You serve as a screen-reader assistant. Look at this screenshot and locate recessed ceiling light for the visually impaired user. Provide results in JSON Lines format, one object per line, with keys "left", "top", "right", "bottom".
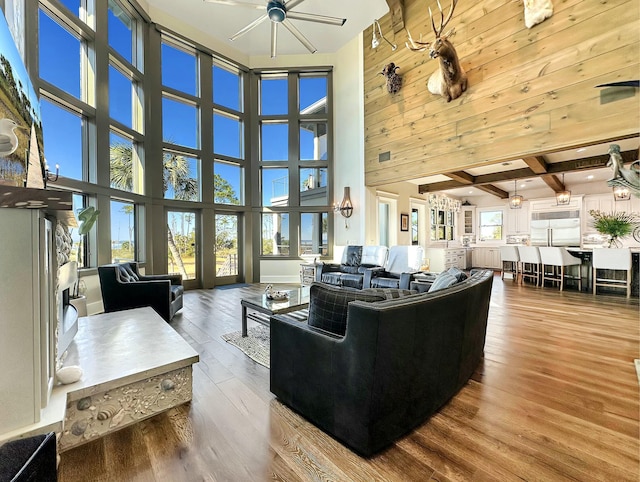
{"left": 469, "top": 190, "right": 473, "bottom": 194}
{"left": 520, "top": 184, "right": 526, "bottom": 188}
{"left": 576, "top": 147, "right": 587, "bottom": 153}
{"left": 587, "top": 174, "right": 594, "bottom": 180}
{"left": 502, "top": 162, "right": 511, "bottom": 166}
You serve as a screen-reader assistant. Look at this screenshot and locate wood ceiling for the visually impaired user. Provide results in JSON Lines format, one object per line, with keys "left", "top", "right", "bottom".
{"left": 417, "top": 148, "right": 639, "bottom": 198}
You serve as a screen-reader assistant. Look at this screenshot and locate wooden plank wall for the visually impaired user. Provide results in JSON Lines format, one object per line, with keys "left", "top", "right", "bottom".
{"left": 364, "top": 0, "right": 640, "bottom": 187}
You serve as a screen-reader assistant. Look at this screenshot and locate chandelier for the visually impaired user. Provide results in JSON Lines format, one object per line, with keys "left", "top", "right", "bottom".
{"left": 427, "top": 194, "right": 461, "bottom": 212}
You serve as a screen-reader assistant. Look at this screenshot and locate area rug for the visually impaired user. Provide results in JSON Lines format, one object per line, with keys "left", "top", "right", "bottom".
{"left": 635, "top": 359, "right": 640, "bottom": 384}
{"left": 221, "top": 325, "right": 270, "bottom": 368}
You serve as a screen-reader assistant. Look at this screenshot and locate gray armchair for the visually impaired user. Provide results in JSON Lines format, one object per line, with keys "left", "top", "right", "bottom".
{"left": 366, "top": 245, "right": 424, "bottom": 289}
{"left": 98, "top": 262, "right": 183, "bottom": 322}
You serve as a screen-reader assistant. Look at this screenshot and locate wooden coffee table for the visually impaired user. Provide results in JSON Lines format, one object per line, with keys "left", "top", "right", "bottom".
{"left": 240, "top": 287, "right": 310, "bottom": 337}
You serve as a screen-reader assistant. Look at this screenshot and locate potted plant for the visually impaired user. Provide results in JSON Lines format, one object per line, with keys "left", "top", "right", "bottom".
{"left": 588, "top": 210, "right": 639, "bottom": 248}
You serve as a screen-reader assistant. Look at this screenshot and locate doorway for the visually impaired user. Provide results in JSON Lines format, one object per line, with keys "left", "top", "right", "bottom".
{"left": 214, "top": 213, "right": 242, "bottom": 285}
{"left": 167, "top": 209, "right": 199, "bottom": 290}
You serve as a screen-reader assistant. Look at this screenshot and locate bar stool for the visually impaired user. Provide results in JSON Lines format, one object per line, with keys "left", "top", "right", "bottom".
{"left": 539, "top": 247, "right": 582, "bottom": 291}
{"left": 500, "top": 246, "right": 520, "bottom": 281}
{"left": 518, "top": 246, "right": 541, "bottom": 286}
{"left": 592, "top": 248, "right": 632, "bottom": 298}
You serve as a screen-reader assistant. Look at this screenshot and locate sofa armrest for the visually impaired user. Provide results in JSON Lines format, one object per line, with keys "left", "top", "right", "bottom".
{"left": 362, "top": 266, "right": 386, "bottom": 288}
{"left": 0, "top": 432, "right": 57, "bottom": 482}
{"left": 138, "top": 273, "right": 182, "bottom": 285}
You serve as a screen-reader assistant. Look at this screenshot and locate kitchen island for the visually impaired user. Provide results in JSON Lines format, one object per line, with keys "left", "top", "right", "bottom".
{"left": 567, "top": 248, "right": 639, "bottom": 296}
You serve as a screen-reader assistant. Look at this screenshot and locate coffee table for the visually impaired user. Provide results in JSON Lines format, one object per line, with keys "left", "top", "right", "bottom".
{"left": 240, "top": 287, "right": 310, "bottom": 337}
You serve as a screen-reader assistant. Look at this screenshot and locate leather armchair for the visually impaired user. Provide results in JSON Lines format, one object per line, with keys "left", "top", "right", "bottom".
{"left": 98, "top": 262, "right": 183, "bottom": 322}
{"left": 0, "top": 432, "right": 56, "bottom": 481}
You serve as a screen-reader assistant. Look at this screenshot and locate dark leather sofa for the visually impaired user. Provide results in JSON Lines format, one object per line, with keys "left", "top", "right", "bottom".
{"left": 98, "top": 262, "right": 183, "bottom": 322}
{"left": 270, "top": 269, "right": 494, "bottom": 456}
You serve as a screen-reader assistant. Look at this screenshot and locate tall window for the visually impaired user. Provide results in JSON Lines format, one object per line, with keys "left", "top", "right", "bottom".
{"left": 213, "top": 61, "right": 245, "bottom": 207}
{"left": 71, "top": 193, "right": 89, "bottom": 267}
{"left": 161, "top": 37, "right": 200, "bottom": 202}
{"left": 257, "top": 71, "right": 332, "bottom": 257}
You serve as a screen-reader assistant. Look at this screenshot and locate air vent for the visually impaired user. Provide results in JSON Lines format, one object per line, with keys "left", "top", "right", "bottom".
{"left": 531, "top": 210, "right": 580, "bottom": 220}
{"left": 378, "top": 151, "right": 391, "bottom": 162}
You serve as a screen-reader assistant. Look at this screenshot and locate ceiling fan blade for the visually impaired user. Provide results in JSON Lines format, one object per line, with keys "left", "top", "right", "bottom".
{"left": 204, "top": 0, "right": 266, "bottom": 9}
{"left": 286, "top": 11, "right": 346, "bottom": 26}
{"left": 284, "top": 0, "right": 306, "bottom": 9}
{"left": 229, "top": 14, "right": 269, "bottom": 41}
{"left": 281, "top": 18, "right": 317, "bottom": 54}
{"left": 271, "top": 21, "right": 278, "bottom": 58}
{"left": 595, "top": 80, "right": 640, "bottom": 88}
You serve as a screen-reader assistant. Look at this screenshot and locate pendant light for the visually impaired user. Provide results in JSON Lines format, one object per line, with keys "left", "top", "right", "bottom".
{"left": 556, "top": 173, "right": 571, "bottom": 205}
{"left": 509, "top": 180, "right": 523, "bottom": 209}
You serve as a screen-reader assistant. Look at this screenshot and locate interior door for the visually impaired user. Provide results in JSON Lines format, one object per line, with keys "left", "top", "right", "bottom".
{"left": 167, "top": 209, "right": 200, "bottom": 290}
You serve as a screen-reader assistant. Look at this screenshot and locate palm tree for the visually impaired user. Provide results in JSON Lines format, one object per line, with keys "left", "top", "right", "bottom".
{"left": 109, "top": 143, "right": 195, "bottom": 278}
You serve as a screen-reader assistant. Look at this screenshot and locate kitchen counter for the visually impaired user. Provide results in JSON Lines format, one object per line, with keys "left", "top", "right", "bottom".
{"left": 567, "top": 249, "right": 639, "bottom": 296}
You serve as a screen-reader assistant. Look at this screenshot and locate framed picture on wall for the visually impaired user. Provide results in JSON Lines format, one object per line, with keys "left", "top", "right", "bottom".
{"left": 400, "top": 213, "right": 409, "bottom": 231}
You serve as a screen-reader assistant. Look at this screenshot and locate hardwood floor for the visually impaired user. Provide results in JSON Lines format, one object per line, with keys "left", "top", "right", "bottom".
{"left": 58, "top": 276, "right": 640, "bottom": 481}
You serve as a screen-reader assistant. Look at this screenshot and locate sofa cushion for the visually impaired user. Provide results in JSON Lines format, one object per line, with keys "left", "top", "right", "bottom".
{"left": 428, "top": 272, "right": 458, "bottom": 292}
{"left": 362, "top": 288, "right": 417, "bottom": 299}
{"left": 447, "top": 266, "right": 468, "bottom": 282}
{"left": 340, "top": 245, "right": 362, "bottom": 274}
{"left": 307, "top": 283, "right": 385, "bottom": 336}
{"left": 321, "top": 272, "right": 343, "bottom": 286}
{"left": 170, "top": 284, "right": 184, "bottom": 301}
{"left": 118, "top": 265, "right": 134, "bottom": 282}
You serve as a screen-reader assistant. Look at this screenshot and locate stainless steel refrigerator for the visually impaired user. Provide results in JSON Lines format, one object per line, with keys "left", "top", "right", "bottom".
{"left": 530, "top": 211, "right": 581, "bottom": 247}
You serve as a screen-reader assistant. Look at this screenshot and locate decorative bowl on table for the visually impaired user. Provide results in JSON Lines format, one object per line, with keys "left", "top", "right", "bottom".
{"left": 264, "top": 284, "right": 289, "bottom": 301}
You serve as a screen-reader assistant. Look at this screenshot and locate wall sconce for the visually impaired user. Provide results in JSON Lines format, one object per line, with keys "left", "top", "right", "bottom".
{"left": 509, "top": 180, "right": 523, "bottom": 209}
{"left": 43, "top": 162, "right": 59, "bottom": 188}
{"left": 372, "top": 19, "right": 397, "bottom": 51}
{"left": 613, "top": 184, "right": 631, "bottom": 201}
{"left": 334, "top": 186, "right": 353, "bottom": 218}
{"left": 556, "top": 173, "right": 571, "bottom": 205}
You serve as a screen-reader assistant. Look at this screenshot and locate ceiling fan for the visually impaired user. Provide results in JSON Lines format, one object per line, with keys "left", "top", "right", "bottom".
{"left": 204, "top": 0, "right": 347, "bottom": 58}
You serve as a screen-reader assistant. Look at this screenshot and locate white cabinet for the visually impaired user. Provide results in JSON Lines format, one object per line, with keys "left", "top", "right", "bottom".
{"left": 505, "top": 201, "right": 530, "bottom": 234}
{"left": 425, "top": 248, "right": 467, "bottom": 272}
{"left": 472, "top": 247, "right": 501, "bottom": 269}
{"left": 459, "top": 206, "right": 476, "bottom": 236}
{"left": 0, "top": 209, "right": 56, "bottom": 434}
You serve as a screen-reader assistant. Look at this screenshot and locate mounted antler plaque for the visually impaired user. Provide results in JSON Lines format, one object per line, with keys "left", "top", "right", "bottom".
{"left": 406, "top": 0, "right": 467, "bottom": 102}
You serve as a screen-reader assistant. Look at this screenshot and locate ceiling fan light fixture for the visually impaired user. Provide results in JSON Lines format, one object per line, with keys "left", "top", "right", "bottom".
{"left": 267, "top": 1, "right": 286, "bottom": 22}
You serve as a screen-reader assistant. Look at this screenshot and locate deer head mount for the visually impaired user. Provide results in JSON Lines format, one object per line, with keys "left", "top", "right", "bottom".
{"left": 406, "top": 0, "right": 467, "bottom": 102}
{"left": 380, "top": 62, "right": 402, "bottom": 94}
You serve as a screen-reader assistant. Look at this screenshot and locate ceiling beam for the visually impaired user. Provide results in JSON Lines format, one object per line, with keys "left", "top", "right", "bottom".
{"left": 384, "top": 0, "right": 405, "bottom": 33}
{"left": 417, "top": 149, "right": 637, "bottom": 193}
{"left": 476, "top": 184, "right": 509, "bottom": 199}
{"left": 523, "top": 156, "right": 548, "bottom": 174}
{"left": 447, "top": 171, "right": 475, "bottom": 184}
{"left": 541, "top": 174, "right": 565, "bottom": 192}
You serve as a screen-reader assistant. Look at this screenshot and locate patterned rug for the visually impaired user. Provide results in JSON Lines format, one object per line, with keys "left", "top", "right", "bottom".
{"left": 222, "top": 325, "right": 270, "bottom": 368}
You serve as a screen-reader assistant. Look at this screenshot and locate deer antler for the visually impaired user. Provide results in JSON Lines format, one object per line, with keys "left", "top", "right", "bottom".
{"left": 405, "top": 28, "right": 430, "bottom": 52}
{"left": 429, "top": 0, "right": 458, "bottom": 38}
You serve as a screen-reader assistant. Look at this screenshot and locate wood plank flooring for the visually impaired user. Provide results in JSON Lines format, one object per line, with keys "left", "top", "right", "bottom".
{"left": 58, "top": 276, "right": 640, "bottom": 481}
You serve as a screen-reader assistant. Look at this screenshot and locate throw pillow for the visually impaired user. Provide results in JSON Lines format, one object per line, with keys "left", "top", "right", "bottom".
{"left": 307, "top": 282, "right": 384, "bottom": 336}
{"left": 122, "top": 264, "right": 139, "bottom": 281}
{"left": 117, "top": 266, "right": 132, "bottom": 282}
{"left": 428, "top": 272, "right": 458, "bottom": 293}
{"left": 446, "top": 266, "right": 468, "bottom": 282}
